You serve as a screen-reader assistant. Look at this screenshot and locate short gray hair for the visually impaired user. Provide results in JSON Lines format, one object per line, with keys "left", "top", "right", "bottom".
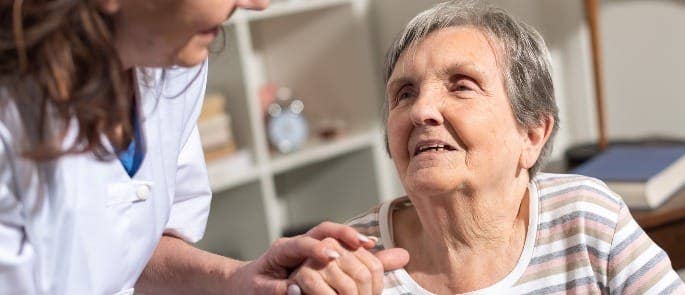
{"left": 383, "top": 0, "right": 559, "bottom": 176}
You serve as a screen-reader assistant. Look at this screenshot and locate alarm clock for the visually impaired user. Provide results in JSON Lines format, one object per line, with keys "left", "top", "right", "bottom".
{"left": 267, "top": 88, "right": 309, "bottom": 154}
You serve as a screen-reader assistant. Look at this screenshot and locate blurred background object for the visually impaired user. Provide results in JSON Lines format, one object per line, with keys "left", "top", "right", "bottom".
{"left": 199, "top": 93, "right": 238, "bottom": 161}
{"left": 266, "top": 87, "right": 309, "bottom": 154}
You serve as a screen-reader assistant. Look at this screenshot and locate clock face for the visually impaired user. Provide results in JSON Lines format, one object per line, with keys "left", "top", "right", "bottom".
{"left": 268, "top": 111, "right": 309, "bottom": 153}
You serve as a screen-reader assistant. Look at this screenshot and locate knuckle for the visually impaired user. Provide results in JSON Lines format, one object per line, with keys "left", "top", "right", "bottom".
{"left": 272, "top": 237, "right": 289, "bottom": 248}
{"left": 369, "top": 258, "right": 383, "bottom": 274}
{"left": 299, "top": 271, "right": 319, "bottom": 289}
{"left": 321, "top": 237, "right": 339, "bottom": 246}
{"left": 351, "top": 265, "right": 372, "bottom": 282}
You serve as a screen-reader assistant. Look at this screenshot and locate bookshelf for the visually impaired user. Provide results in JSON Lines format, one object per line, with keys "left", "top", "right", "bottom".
{"left": 197, "top": 0, "right": 401, "bottom": 260}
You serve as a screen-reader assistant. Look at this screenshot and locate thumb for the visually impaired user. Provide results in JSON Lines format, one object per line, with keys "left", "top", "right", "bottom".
{"left": 374, "top": 248, "right": 410, "bottom": 271}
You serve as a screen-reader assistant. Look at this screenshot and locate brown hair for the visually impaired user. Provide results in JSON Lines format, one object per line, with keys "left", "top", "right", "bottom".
{"left": 1, "top": 0, "right": 133, "bottom": 160}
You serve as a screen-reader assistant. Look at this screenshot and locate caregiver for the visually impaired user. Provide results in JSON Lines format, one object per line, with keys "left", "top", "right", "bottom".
{"left": 0, "top": 0, "right": 408, "bottom": 294}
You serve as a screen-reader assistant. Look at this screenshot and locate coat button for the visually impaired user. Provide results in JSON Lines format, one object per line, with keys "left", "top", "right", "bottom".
{"left": 136, "top": 184, "right": 151, "bottom": 201}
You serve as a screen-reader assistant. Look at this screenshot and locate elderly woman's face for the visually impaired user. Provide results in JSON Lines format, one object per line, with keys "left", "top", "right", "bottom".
{"left": 386, "top": 27, "right": 528, "bottom": 196}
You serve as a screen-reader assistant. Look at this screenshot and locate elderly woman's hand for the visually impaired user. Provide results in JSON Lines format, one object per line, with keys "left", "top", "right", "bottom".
{"left": 288, "top": 236, "right": 408, "bottom": 295}
{"left": 223, "top": 221, "right": 408, "bottom": 295}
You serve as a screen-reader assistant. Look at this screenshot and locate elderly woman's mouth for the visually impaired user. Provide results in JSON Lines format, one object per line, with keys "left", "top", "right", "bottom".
{"left": 414, "top": 142, "right": 458, "bottom": 156}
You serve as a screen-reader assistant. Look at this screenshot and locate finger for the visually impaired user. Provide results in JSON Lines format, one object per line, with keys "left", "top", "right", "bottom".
{"left": 323, "top": 238, "right": 371, "bottom": 295}
{"left": 287, "top": 284, "right": 301, "bottom": 295}
{"left": 375, "top": 248, "right": 410, "bottom": 271}
{"left": 290, "top": 266, "right": 337, "bottom": 295}
{"left": 318, "top": 260, "right": 359, "bottom": 295}
{"left": 307, "top": 221, "right": 375, "bottom": 249}
{"left": 351, "top": 248, "right": 384, "bottom": 295}
{"left": 267, "top": 236, "right": 341, "bottom": 269}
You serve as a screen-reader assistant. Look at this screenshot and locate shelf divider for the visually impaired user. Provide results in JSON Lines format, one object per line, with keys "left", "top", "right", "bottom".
{"left": 269, "top": 129, "right": 378, "bottom": 175}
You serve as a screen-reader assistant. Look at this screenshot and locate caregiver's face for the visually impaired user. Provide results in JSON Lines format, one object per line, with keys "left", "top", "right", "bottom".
{"left": 109, "top": 0, "right": 269, "bottom": 68}
{"left": 386, "top": 26, "right": 527, "bottom": 196}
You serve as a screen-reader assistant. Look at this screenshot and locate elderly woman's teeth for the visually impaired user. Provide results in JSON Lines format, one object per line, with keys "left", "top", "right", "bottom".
{"left": 418, "top": 144, "right": 454, "bottom": 154}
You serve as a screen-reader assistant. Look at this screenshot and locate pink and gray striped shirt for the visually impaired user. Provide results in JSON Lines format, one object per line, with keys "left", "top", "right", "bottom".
{"left": 347, "top": 173, "right": 685, "bottom": 294}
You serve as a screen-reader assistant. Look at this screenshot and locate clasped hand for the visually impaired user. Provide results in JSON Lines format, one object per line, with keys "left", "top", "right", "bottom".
{"left": 230, "top": 221, "right": 409, "bottom": 294}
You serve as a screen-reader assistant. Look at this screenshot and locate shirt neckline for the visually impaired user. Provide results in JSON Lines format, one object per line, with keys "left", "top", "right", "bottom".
{"left": 378, "top": 180, "right": 540, "bottom": 294}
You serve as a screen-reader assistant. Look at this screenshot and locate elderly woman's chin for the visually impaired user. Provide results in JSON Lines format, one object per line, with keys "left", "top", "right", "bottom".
{"left": 403, "top": 166, "right": 470, "bottom": 196}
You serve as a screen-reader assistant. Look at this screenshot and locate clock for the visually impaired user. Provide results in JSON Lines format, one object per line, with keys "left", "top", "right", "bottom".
{"left": 267, "top": 88, "right": 309, "bottom": 153}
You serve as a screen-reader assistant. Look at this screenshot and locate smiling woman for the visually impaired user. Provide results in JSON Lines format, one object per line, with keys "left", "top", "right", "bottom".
{"left": 348, "top": 0, "right": 685, "bottom": 294}
{"left": 386, "top": 25, "right": 543, "bottom": 196}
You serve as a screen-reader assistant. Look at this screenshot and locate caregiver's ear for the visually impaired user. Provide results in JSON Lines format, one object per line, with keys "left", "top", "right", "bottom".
{"left": 96, "top": 0, "right": 121, "bottom": 15}
{"left": 520, "top": 115, "right": 555, "bottom": 169}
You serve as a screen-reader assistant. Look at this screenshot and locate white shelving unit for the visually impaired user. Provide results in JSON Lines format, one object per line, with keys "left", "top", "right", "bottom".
{"left": 197, "top": 0, "right": 402, "bottom": 260}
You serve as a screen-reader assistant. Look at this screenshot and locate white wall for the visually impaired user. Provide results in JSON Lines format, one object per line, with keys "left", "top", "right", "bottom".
{"left": 601, "top": 0, "right": 685, "bottom": 139}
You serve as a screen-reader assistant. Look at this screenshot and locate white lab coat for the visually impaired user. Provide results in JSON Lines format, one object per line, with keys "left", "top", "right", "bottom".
{"left": 0, "top": 61, "right": 212, "bottom": 294}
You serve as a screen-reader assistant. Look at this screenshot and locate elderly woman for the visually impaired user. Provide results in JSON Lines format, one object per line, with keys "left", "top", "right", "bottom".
{"left": 348, "top": 1, "right": 685, "bottom": 294}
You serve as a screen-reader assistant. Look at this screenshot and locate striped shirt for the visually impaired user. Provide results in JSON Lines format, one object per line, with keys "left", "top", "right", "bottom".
{"left": 347, "top": 173, "right": 685, "bottom": 294}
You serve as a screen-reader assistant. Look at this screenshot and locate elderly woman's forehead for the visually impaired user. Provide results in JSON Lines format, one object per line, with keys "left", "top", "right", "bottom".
{"left": 388, "top": 27, "right": 505, "bottom": 80}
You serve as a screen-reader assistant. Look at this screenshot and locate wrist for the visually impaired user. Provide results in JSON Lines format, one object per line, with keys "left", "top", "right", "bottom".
{"left": 223, "top": 259, "right": 251, "bottom": 281}
{"left": 188, "top": 252, "right": 250, "bottom": 295}
{"left": 223, "top": 259, "right": 257, "bottom": 294}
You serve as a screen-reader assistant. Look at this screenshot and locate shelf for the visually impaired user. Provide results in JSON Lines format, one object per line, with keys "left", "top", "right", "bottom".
{"left": 200, "top": 0, "right": 400, "bottom": 256}
{"left": 275, "top": 147, "right": 381, "bottom": 231}
{"left": 247, "top": 7, "right": 384, "bottom": 134}
{"left": 226, "top": 0, "right": 352, "bottom": 25}
{"left": 196, "top": 181, "right": 270, "bottom": 260}
{"left": 206, "top": 150, "right": 260, "bottom": 192}
{"left": 269, "top": 129, "right": 377, "bottom": 175}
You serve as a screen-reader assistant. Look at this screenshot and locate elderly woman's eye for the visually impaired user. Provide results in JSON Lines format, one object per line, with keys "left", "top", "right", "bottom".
{"left": 396, "top": 87, "right": 416, "bottom": 102}
{"left": 451, "top": 78, "right": 478, "bottom": 93}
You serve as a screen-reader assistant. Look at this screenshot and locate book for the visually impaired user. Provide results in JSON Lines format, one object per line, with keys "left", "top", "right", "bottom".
{"left": 198, "top": 113, "right": 232, "bottom": 150}
{"left": 200, "top": 93, "right": 227, "bottom": 120}
{"left": 572, "top": 145, "right": 685, "bottom": 209}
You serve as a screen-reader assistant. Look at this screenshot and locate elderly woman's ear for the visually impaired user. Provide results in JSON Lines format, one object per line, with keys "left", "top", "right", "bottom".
{"left": 519, "top": 115, "right": 555, "bottom": 170}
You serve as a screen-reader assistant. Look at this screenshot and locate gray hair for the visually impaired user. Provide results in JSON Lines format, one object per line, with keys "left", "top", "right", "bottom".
{"left": 383, "top": 0, "right": 559, "bottom": 176}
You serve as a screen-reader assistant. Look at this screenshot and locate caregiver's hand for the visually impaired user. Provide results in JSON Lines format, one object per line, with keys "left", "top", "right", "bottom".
{"left": 226, "top": 221, "right": 408, "bottom": 294}
{"left": 289, "top": 237, "right": 409, "bottom": 295}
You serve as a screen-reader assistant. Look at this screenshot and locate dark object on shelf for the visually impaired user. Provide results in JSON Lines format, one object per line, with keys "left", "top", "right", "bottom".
{"left": 317, "top": 119, "right": 347, "bottom": 141}
{"left": 565, "top": 136, "right": 685, "bottom": 171}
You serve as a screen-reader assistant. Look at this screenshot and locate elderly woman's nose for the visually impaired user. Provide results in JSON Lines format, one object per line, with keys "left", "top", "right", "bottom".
{"left": 410, "top": 96, "right": 444, "bottom": 126}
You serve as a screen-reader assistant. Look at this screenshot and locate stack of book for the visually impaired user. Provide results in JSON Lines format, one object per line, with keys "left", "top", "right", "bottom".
{"left": 573, "top": 145, "right": 685, "bottom": 209}
{"left": 198, "top": 93, "right": 236, "bottom": 162}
